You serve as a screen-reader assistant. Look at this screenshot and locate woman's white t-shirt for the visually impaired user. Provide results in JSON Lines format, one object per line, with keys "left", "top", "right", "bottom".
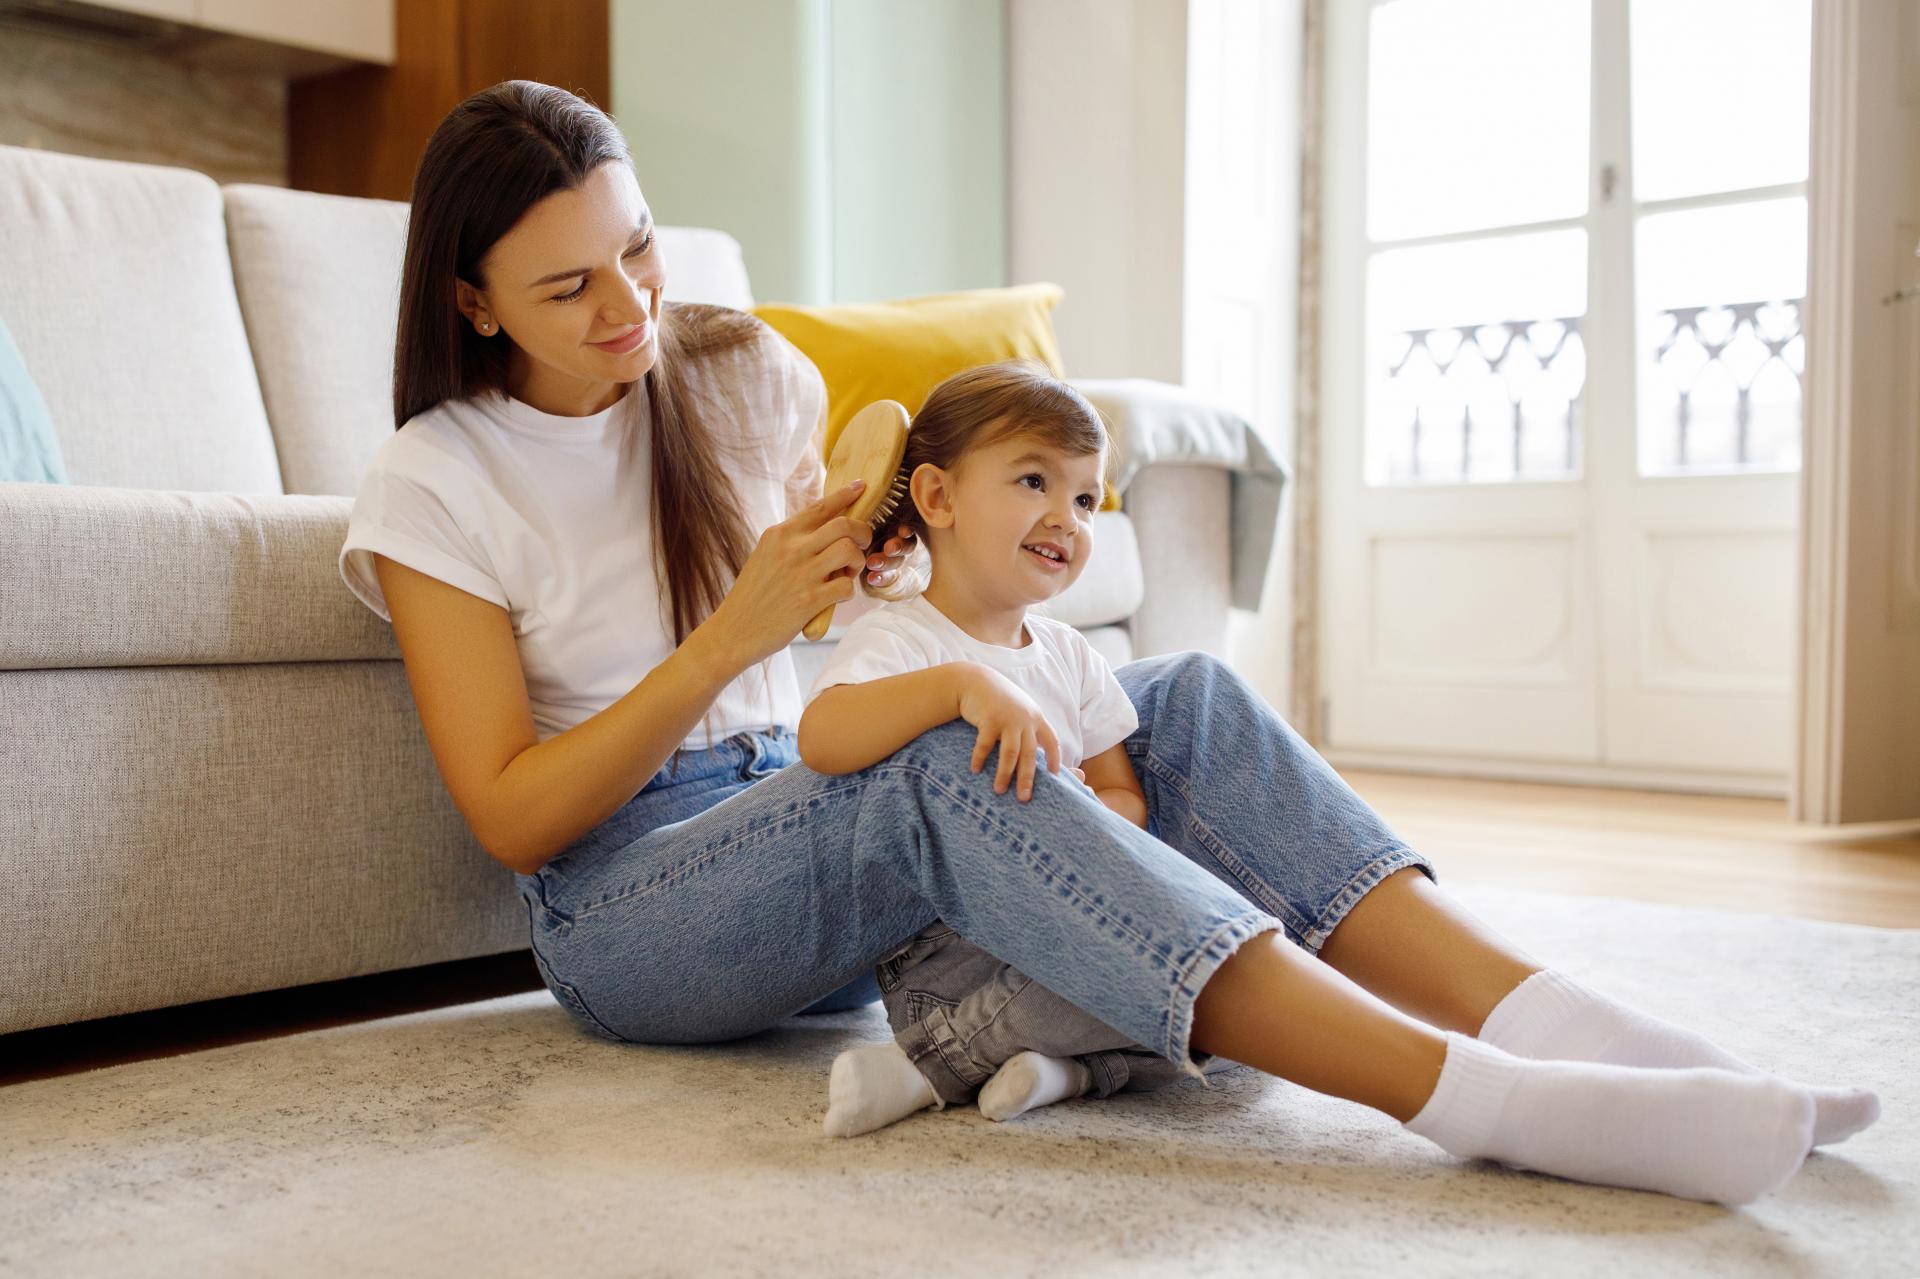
{"left": 804, "top": 593, "right": 1139, "bottom": 769}
{"left": 338, "top": 326, "right": 828, "bottom": 749}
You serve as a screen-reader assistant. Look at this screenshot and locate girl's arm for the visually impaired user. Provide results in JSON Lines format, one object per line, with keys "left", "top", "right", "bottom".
{"left": 1080, "top": 742, "right": 1148, "bottom": 828}
{"left": 799, "top": 661, "right": 985, "bottom": 775}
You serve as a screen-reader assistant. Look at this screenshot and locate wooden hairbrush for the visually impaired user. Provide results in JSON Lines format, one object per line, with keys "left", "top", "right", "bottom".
{"left": 803, "top": 399, "right": 913, "bottom": 641}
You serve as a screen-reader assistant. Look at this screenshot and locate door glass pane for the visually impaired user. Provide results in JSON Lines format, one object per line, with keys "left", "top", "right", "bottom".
{"left": 1367, "top": 0, "right": 1591, "bottom": 242}
{"left": 1629, "top": 0, "right": 1812, "bottom": 203}
{"left": 1636, "top": 198, "right": 1806, "bottom": 475}
{"left": 1367, "top": 229, "right": 1588, "bottom": 485}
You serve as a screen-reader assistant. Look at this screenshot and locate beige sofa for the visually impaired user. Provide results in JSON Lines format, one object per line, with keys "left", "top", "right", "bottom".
{"left": 0, "top": 143, "right": 1279, "bottom": 1036}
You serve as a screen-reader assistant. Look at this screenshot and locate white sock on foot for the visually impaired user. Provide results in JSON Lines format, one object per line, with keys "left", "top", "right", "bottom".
{"left": 1403, "top": 1031, "right": 1815, "bottom": 1206}
{"left": 978, "top": 1052, "right": 1093, "bottom": 1122}
{"left": 822, "top": 1043, "right": 938, "bottom": 1138}
{"left": 1478, "top": 968, "right": 1881, "bottom": 1147}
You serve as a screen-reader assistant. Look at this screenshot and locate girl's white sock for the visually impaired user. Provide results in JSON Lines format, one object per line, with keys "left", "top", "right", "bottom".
{"left": 822, "top": 1043, "right": 937, "bottom": 1138}
{"left": 1478, "top": 968, "right": 1881, "bottom": 1147}
{"left": 1403, "top": 1031, "right": 1815, "bottom": 1205}
{"left": 978, "top": 1052, "right": 1093, "bottom": 1121}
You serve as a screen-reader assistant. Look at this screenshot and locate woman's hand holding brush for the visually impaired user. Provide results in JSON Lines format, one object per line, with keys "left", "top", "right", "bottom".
{"left": 700, "top": 480, "right": 880, "bottom": 669}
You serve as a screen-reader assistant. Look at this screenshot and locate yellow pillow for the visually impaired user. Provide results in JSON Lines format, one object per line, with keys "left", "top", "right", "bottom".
{"left": 753, "top": 283, "right": 1121, "bottom": 511}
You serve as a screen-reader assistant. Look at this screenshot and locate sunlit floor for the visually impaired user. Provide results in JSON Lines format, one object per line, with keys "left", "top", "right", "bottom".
{"left": 1341, "top": 768, "right": 1920, "bottom": 929}
{"left": 5, "top": 769, "right": 1915, "bottom": 1088}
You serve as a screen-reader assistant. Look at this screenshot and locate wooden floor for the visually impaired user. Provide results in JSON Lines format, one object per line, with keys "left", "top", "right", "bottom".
{"left": 1341, "top": 769, "right": 1920, "bottom": 929}
{"left": 4, "top": 770, "right": 1916, "bottom": 1088}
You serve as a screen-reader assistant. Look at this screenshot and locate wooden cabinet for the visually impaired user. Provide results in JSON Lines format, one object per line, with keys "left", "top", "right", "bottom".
{"left": 288, "top": 0, "right": 610, "bottom": 201}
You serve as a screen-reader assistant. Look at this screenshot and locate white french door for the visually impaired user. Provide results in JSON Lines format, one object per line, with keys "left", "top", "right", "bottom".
{"left": 1321, "top": 0, "right": 1811, "bottom": 793}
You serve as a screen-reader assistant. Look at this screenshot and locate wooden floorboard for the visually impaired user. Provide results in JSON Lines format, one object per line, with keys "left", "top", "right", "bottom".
{"left": 1340, "top": 768, "right": 1920, "bottom": 930}
{"left": 4, "top": 770, "right": 1914, "bottom": 1087}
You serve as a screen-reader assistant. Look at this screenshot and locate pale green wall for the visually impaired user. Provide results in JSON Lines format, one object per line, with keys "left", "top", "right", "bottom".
{"left": 609, "top": 0, "right": 832, "bottom": 304}
{"left": 828, "top": 0, "right": 1006, "bottom": 302}
{"left": 611, "top": 0, "right": 1005, "bottom": 305}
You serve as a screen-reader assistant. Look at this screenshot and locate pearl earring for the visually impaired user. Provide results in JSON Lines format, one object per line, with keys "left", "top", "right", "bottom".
{"left": 480, "top": 321, "right": 494, "bottom": 334}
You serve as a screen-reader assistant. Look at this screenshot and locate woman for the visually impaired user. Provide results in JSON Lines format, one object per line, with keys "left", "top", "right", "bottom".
{"left": 338, "top": 81, "right": 1876, "bottom": 1206}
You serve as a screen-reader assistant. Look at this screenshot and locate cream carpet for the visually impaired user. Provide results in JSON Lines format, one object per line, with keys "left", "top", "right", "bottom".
{"left": 1, "top": 885, "right": 1912, "bottom": 1278}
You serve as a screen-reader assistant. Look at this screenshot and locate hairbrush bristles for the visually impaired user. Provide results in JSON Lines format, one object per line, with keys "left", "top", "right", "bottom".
{"left": 869, "top": 472, "right": 909, "bottom": 529}
{"left": 803, "top": 399, "right": 914, "bottom": 641}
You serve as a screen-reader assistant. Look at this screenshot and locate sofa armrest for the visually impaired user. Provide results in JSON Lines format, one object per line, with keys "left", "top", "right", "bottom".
{"left": 0, "top": 482, "right": 395, "bottom": 670}
{"left": 1118, "top": 466, "right": 1234, "bottom": 658}
{"left": 1072, "top": 378, "right": 1290, "bottom": 613}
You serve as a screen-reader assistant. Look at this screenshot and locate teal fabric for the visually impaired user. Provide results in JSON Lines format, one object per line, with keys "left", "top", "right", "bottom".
{"left": 0, "top": 313, "right": 67, "bottom": 484}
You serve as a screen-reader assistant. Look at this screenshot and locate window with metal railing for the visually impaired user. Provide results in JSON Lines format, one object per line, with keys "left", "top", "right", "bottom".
{"left": 1360, "top": 0, "right": 1811, "bottom": 486}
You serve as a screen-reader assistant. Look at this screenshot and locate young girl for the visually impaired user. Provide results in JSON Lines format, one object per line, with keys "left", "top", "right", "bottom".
{"left": 800, "top": 360, "right": 1210, "bottom": 1137}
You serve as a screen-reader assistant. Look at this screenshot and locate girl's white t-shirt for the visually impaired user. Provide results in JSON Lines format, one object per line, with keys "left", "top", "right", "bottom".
{"left": 338, "top": 326, "right": 828, "bottom": 749}
{"left": 804, "top": 593, "right": 1139, "bottom": 769}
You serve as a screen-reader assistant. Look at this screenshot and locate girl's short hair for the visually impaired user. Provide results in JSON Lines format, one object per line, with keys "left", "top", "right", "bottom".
{"left": 865, "top": 359, "right": 1113, "bottom": 600}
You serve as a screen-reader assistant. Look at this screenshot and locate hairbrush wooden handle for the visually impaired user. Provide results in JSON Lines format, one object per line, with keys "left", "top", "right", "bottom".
{"left": 802, "top": 400, "right": 912, "bottom": 642}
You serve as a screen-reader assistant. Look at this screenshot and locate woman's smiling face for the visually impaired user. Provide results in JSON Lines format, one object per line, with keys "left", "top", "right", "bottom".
{"left": 454, "top": 161, "right": 665, "bottom": 417}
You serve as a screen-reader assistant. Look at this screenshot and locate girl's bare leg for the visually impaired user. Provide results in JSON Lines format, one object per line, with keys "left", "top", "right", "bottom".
{"left": 1315, "top": 867, "right": 1545, "bottom": 1036}
{"left": 1189, "top": 927, "right": 1449, "bottom": 1122}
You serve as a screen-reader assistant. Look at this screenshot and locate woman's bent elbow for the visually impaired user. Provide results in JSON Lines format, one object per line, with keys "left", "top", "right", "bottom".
{"left": 484, "top": 839, "right": 542, "bottom": 878}
{"left": 797, "top": 739, "right": 851, "bottom": 775}
{"left": 474, "top": 816, "right": 552, "bottom": 877}
{"left": 497, "top": 846, "right": 550, "bottom": 878}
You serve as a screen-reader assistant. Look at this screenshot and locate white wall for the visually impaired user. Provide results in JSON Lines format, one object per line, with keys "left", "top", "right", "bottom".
{"left": 1010, "top": 0, "right": 1304, "bottom": 710}
{"left": 1184, "top": 0, "right": 1304, "bottom": 716}
{"left": 1008, "top": 0, "right": 1188, "bottom": 382}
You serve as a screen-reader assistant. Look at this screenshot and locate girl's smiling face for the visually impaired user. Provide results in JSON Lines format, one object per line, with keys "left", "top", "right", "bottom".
{"left": 453, "top": 161, "right": 666, "bottom": 417}
{"left": 914, "top": 430, "right": 1104, "bottom": 610}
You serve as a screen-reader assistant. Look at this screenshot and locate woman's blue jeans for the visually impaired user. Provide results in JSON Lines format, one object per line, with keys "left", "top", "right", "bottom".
{"left": 515, "top": 650, "right": 1437, "bottom": 1079}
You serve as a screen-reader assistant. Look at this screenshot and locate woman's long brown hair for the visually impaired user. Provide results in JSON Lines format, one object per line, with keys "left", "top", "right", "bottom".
{"left": 393, "top": 80, "right": 766, "bottom": 768}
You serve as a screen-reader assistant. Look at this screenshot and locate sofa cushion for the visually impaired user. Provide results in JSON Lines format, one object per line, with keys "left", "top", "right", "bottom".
{"left": 0, "top": 145, "right": 284, "bottom": 494}
{"left": 221, "top": 181, "right": 763, "bottom": 498}
{"left": 0, "top": 483, "right": 392, "bottom": 670}
{"left": 750, "top": 285, "right": 1123, "bottom": 506}
{"left": 223, "top": 184, "right": 411, "bottom": 499}
{"left": 0, "top": 475, "right": 1141, "bottom": 671}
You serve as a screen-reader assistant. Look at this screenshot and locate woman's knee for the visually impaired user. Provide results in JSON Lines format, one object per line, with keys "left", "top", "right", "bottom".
{"left": 1118, "top": 649, "right": 1254, "bottom": 721}
{"left": 1121, "top": 648, "right": 1233, "bottom": 692}
{"left": 887, "top": 716, "right": 1002, "bottom": 777}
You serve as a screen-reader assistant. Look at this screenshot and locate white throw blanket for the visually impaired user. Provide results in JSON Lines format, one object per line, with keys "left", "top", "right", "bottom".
{"left": 1074, "top": 377, "right": 1290, "bottom": 612}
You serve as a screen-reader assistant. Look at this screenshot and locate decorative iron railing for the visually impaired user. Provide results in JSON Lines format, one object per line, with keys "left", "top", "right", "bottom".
{"left": 1378, "top": 316, "right": 1585, "bottom": 482}
{"left": 1377, "top": 297, "right": 1805, "bottom": 483}
{"left": 1647, "top": 298, "right": 1804, "bottom": 470}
